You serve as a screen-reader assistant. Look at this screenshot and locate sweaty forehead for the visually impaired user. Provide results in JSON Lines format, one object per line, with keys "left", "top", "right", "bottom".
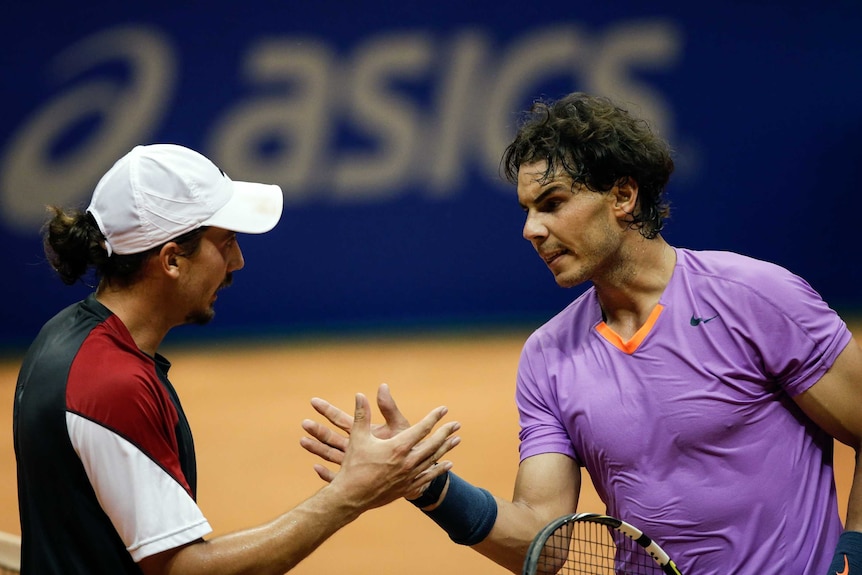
{"left": 517, "top": 160, "right": 548, "bottom": 189}
{"left": 517, "top": 159, "right": 549, "bottom": 182}
{"left": 517, "top": 160, "right": 571, "bottom": 200}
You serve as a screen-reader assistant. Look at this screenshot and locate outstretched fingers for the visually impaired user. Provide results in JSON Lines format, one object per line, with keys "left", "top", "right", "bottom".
{"left": 300, "top": 418, "right": 348, "bottom": 464}
{"left": 405, "top": 460, "right": 454, "bottom": 500}
{"left": 310, "top": 397, "right": 354, "bottom": 433}
{"left": 412, "top": 423, "right": 462, "bottom": 469}
{"left": 380, "top": 408, "right": 461, "bottom": 481}
{"left": 398, "top": 406, "right": 458, "bottom": 457}
{"left": 300, "top": 394, "right": 364, "bottom": 464}
{"left": 312, "top": 463, "right": 337, "bottom": 483}
{"left": 303, "top": 391, "right": 462, "bottom": 507}
{"left": 348, "top": 392, "right": 375, "bottom": 445}
{"left": 376, "top": 383, "right": 411, "bottom": 434}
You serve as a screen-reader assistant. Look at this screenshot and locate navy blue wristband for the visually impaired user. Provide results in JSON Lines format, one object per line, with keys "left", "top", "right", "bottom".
{"left": 421, "top": 472, "right": 497, "bottom": 546}
{"left": 828, "top": 531, "right": 862, "bottom": 574}
{"left": 408, "top": 471, "right": 449, "bottom": 508}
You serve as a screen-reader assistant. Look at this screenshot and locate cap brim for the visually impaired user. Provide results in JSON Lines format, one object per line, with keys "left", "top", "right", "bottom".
{"left": 202, "top": 181, "right": 283, "bottom": 234}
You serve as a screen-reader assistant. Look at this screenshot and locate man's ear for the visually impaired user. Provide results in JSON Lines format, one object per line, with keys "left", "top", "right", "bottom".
{"left": 613, "top": 177, "right": 639, "bottom": 216}
{"left": 157, "top": 243, "right": 182, "bottom": 279}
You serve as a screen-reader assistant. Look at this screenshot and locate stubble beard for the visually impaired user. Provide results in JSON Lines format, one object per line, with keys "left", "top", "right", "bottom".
{"left": 186, "top": 274, "right": 232, "bottom": 326}
{"left": 187, "top": 307, "right": 215, "bottom": 326}
{"left": 554, "top": 267, "right": 592, "bottom": 289}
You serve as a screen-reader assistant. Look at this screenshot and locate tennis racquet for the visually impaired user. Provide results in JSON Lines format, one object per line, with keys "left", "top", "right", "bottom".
{"left": 522, "top": 512, "right": 683, "bottom": 575}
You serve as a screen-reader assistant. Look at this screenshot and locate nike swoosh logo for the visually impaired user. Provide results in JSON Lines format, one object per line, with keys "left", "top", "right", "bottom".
{"left": 837, "top": 553, "right": 849, "bottom": 575}
{"left": 690, "top": 314, "right": 719, "bottom": 326}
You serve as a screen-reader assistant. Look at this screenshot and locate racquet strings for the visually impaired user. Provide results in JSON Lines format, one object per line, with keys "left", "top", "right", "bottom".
{"left": 536, "top": 519, "right": 664, "bottom": 575}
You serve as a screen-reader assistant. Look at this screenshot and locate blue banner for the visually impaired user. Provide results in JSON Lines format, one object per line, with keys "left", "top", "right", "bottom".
{"left": 2, "top": 1, "right": 861, "bottom": 350}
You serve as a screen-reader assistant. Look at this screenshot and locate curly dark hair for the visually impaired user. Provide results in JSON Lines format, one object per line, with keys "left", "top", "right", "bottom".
{"left": 502, "top": 92, "right": 674, "bottom": 239}
{"left": 43, "top": 205, "right": 207, "bottom": 287}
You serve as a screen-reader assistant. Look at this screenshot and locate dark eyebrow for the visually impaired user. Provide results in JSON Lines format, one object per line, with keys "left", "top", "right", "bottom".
{"left": 519, "top": 182, "right": 570, "bottom": 210}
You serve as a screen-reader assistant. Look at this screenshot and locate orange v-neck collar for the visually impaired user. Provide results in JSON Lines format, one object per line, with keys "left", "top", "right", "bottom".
{"left": 595, "top": 304, "right": 665, "bottom": 354}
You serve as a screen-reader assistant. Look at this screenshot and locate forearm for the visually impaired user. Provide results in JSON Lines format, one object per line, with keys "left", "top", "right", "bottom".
{"left": 143, "top": 484, "right": 363, "bottom": 575}
{"left": 843, "top": 447, "right": 862, "bottom": 531}
{"left": 824, "top": 448, "right": 862, "bottom": 574}
{"left": 471, "top": 499, "right": 556, "bottom": 574}
{"left": 418, "top": 482, "right": 546, "bottom": 573}
{"left": 416, "top": 463, "right": 578, "bottom": 575}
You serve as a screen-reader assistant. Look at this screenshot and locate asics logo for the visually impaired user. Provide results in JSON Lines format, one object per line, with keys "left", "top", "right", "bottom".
{"left": 689, "top": 314, "right": 719, "bottom": 326}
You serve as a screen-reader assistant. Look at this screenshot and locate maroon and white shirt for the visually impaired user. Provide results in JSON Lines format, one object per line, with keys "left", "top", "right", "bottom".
{"left": 15, "top": 294, "right": 211, "bottom": 573}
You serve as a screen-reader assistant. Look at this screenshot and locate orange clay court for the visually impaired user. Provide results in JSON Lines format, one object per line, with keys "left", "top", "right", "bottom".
{"left": 0, "top": 328, "right": 856, "bottom": 574}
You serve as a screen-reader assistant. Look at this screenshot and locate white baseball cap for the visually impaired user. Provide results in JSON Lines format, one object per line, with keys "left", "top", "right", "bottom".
{"left": 87, "top": 144, "right": 283, "bottom": 256}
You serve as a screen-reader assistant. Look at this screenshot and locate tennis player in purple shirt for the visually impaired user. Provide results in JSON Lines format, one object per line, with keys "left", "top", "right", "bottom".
{"left": 302, "top": 92, "right": 862, "bottom": 575}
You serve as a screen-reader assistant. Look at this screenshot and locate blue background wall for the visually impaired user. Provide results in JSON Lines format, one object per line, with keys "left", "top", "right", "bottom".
{"left": 1, "top": 1, "right": 861, "bottom": 351}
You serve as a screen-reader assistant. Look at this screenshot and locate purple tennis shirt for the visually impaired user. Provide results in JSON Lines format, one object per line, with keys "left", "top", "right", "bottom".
{"left": 516, "top": 248, "right": 852, "bottom": 574}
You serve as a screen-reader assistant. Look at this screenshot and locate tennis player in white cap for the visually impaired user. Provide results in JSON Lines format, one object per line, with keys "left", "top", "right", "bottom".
{"left": 13, "top": 143, "right": 460, "bottom": 574}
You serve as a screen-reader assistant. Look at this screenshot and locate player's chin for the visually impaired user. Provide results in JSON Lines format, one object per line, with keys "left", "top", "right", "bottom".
{"left": 186, "top": 307, "right": 216, "bottom": 326}
{"left": 552, "top": 271, "right": 585, "bottom": 289}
